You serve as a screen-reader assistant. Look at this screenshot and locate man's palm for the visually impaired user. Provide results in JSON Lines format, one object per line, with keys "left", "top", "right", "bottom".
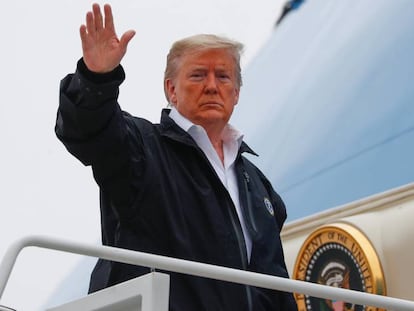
{"left": 80, "top": 4, "right": 135, "bottom": 73}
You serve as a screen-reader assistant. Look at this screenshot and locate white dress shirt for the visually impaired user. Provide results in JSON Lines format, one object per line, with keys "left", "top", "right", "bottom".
{"left": 169, "top": 107, "right": 252, "bottom": 261}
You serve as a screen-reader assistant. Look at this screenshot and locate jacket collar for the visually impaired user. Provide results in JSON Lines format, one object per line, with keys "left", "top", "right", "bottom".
{"left": 159, "top": 109, "right": 258, "bottom": 157}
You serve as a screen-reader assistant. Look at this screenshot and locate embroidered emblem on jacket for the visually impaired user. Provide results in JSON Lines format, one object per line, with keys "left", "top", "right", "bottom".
{"left": 264, "top": 197, "right": 274, "bottom": 216}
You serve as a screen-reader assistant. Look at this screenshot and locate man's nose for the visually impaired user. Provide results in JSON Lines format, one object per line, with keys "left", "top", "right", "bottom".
{"left": 204, "top": 72, "right": 218, "bottom": 93}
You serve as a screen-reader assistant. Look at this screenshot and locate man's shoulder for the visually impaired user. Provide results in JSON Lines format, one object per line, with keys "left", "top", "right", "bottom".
{"left": 240, "top": 155, "right": 266, "bottom": 180}
{"left": 123, "top": 112, "right": 159, "bottom": 129}
{"left": 122, "top": 110, "right": 187, "bottom": 142}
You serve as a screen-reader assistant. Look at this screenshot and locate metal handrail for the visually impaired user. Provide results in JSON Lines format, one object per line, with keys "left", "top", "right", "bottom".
{"left": 1, "top": 235, "right": 414, "bottom": 310}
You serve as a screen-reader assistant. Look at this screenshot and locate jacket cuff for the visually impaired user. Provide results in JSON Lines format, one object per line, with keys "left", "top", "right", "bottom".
{"left": 77, "top": 58, "right": 125, "bottom": 84}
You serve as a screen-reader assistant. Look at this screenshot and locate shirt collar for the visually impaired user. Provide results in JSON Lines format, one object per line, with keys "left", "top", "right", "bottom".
{"left": 168, "top": 106, "right": 194, "bottom": 132}
{"left": 168, "top": 106, "right": 244, "bottom": 149}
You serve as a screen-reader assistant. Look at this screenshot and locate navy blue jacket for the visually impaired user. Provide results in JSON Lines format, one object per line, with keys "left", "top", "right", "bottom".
{"left": 55, "top": 59, "right": 297, "bottom": 311}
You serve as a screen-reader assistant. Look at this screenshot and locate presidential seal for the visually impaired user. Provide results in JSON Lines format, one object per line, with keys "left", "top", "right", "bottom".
{"left": 293, "top": 223, "right": 386, "bottom": 311}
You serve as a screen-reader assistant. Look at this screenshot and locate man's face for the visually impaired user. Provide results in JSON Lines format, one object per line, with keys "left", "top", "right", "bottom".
{"left": 166, "top": 49, "right": 240, "bottom": 130}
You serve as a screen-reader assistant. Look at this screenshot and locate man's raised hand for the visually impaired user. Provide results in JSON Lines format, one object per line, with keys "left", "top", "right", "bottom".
{"left": 80, "top": 3, "right": 135, "bottom": 73}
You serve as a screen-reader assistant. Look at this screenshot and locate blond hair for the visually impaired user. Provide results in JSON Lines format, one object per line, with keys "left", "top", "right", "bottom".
{"left": 164, "top": 34, "right": 244, "bottom": 103}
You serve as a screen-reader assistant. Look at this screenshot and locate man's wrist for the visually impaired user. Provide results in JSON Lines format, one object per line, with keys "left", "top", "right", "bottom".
{"left": 77, "top": 58, "right": 125, "bottom": 84}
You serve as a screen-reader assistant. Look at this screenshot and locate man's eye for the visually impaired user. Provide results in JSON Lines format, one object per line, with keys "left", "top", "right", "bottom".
{"left": 190, "top": 72, "right": 204, "bottom": 79}
{"left": 218, "top": 74, "right": 230, "bottom": 81}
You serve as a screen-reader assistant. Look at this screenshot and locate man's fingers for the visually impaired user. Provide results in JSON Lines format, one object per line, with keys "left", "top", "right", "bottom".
{"left": 92, "top": 3, "right": 104, "bottom": 32}
{"left": 104, "top": 4, "right": 115, "bottom": 33}
{"left": 79, "top": 24, "right": 87, "bottom": 43}
{"left": 85, "top": 11, "right": 95, "bottom": 36}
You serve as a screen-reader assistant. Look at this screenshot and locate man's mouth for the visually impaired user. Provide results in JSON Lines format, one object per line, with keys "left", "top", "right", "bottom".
{"left": 201, "top": 101, "right": 223, "bottom": 107}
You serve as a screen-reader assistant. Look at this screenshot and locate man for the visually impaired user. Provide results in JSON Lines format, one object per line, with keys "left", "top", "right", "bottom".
{"left": 56, "top": 3, "right": 297, "bottom": 311}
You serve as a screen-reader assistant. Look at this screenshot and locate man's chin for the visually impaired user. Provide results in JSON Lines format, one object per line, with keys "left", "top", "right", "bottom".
{"left": 196, "top": 111, "right": 226, "bottom": 123}
{"left": 194, "top": 113, "right": 230, "bottom": 130}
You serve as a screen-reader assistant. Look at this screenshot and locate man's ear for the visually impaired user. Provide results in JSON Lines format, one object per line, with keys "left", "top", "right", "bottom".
{"left": 234, "top": 88, "right": 240, "bottom": 106}
{"left": 165, "top": 79, "right": 177, "bottom": 105}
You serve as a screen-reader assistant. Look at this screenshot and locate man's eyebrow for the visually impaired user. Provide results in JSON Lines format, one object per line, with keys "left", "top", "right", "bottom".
{"left": 190, "top": 67, "right": 207, "bottom": 70}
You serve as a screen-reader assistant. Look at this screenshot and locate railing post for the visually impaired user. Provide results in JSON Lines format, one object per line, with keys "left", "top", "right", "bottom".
{"left": 0, "top": 237, "right": 31, "bottom": 299}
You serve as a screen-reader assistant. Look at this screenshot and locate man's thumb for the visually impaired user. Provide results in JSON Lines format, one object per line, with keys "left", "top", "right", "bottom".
{"left": 120, "top": 30, "right": 136, "bottom": 49}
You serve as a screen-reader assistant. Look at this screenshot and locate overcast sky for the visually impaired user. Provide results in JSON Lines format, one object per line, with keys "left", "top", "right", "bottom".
{"left": 0, "top": 1, "right": 285, "bottom": 309}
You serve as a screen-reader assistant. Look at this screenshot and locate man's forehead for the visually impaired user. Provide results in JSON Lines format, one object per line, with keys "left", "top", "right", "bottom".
{"left": 187, "top": 63, "right": 232, "bottom": 69}
{"left": 183, "top": 48, "right": 233, "bottom": 59}
{"left": 181, "top": 50, "right": 235, "bottom": 67}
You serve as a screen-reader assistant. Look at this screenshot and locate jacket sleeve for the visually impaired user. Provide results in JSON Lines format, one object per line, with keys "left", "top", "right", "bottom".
{"left": 55, "top": 58, "right": 143, "bottom": 207}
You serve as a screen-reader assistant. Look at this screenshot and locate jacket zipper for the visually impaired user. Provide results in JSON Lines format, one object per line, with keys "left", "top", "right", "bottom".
{"left": 225, "top": 198, "right": 253, "bottom": 311}
{"left": 193, "top": 147, "right": 253, "bottom": 311}
{"left": 242, "top": 169, "right": 259, "bottom": 234}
